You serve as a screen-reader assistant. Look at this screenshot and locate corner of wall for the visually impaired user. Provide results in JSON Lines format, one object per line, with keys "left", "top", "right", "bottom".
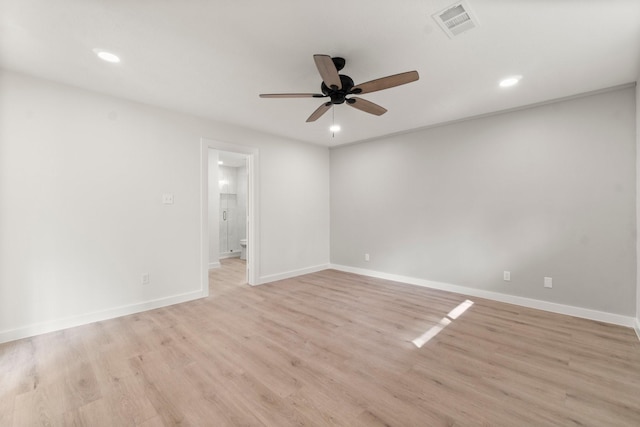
{"left": 258, "top": 264, "right": 330, "bottom": 285}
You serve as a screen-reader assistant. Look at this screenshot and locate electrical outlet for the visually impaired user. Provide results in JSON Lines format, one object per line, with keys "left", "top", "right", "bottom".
{"left": 162, "top": 193, "right": 174, "bottom": 204}
{"left": 544, "top": 277, "right": 552, "bottom": 288}
{"left": 364, "top": 253, "right": 370, "bottom": 262}
{"left": 142, "top": 273, "right": 150, "bottom": 285}
{"left": 503, "top": 271, "right": 511, "bottom": 281}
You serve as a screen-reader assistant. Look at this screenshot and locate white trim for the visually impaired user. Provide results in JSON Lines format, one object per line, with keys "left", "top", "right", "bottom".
{"left": 209, "top": 261, "right": 221, "bottom": 270}
{"left": 0, "top": 290, "right": 204, "bottom": 345}
{"left": 634, "top": 318, "right": 640, "bottom": 342}
{"left": 219, "top": 252, "right": 241, "bottom": 260}
{"left": 329, "top": 264, "right": 636, "bottom": 327}
{"left": 258, "top": 264, "right": 330, "bottom": 286}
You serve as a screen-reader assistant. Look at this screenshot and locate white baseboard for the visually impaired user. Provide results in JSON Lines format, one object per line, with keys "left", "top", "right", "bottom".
{"left": 329, "top": 264, "right": 636, "bottom": 328}
{"left": 219, "top": 253, "right": 240, "bottom": 260}
{"left": 258, "top": 264, "right": 330, "bottom": 285}
{"left": 209, "top": 261, "right": 221, "bottom": 270}
{"left": 0, "top": 289, "right": 205, "bottom": 345}
{"left": 635, "top": 318, "right": 640, "bottom": 342}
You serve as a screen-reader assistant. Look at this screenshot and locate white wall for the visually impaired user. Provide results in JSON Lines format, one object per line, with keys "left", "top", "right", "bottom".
{"left": 331, "top": 87, "right": 636, "bottom": 318}
{"left": 0, "top": 69, "right": 330, "bottom": 343}
{"left": 258, "top": 141, "right": 331, "bottom": 281}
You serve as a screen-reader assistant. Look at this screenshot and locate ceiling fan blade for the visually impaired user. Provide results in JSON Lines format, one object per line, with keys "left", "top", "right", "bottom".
{"left": 306, "top": 102, "right": 333, "bottom": 122}
{"left": 352, "top": 71, "right": 419, "bottom": 94}
{"left": 259, "top": 93, "right": 325, "bottom": 98}
{"left": 347, "top": 97, "right": 387, "bottom": 116}
{"left": 313, "top": 54, "right": 342, "bottom": 90}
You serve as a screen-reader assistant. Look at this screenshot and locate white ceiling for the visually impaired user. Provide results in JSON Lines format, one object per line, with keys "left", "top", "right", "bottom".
{"left": 1, "top": 1, "right": 639, "bottom": 147}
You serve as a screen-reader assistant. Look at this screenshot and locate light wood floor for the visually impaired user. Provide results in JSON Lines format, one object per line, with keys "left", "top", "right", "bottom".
{"left": 2, "top": 258, "right": 640, "bottom": 426}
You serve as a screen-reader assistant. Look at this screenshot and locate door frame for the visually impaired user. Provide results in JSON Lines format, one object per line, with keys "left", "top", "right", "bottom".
{"left": 200, "top": 138, "right": 259, "bottom": 294}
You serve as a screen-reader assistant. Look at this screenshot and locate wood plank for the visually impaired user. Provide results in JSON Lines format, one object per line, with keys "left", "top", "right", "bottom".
{"left": 2, "top": 258, "right": 639, "bottom": 425}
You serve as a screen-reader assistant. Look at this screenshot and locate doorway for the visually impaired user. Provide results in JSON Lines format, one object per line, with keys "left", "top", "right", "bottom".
{"left": 200, "top": 138, "right": 259, "bottom": 295}
{"left": 217, "top": 151, "right": 248, "bottom": 260}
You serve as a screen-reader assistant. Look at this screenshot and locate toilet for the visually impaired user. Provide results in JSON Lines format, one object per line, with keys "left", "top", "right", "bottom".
{"left": 239, "top": 238, "right": 247, "bottom": 260}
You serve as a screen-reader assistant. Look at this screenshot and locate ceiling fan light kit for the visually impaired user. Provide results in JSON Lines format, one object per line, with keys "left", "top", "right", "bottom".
{"left": 259, "top": 54, "right": 419, "bottom": 123}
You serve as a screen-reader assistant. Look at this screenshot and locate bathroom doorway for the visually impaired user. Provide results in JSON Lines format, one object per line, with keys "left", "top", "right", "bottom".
{"left": 217, "top": 151, "right": 248, "bottom": 260}
{"left": 200, "top": 138, "right": 259, "bottom": 293}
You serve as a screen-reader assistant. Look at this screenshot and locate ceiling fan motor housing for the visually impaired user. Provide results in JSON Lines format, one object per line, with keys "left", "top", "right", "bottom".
{"left": 321, "top": 74, "right": 355, "bottom": 104}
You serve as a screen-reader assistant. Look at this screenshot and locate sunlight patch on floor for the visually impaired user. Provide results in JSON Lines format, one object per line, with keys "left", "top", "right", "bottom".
{"left": 412, "top": 299, "right": 474, "bottom": 348}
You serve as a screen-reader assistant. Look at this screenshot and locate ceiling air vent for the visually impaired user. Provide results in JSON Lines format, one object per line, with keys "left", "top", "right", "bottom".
{"left": 432, "top": 1, "right": 479, "bottom": 38}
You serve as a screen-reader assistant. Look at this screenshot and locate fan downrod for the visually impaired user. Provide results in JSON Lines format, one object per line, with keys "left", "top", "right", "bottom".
{"left": 331, "top": 57, "right": 346, "bottom": 71}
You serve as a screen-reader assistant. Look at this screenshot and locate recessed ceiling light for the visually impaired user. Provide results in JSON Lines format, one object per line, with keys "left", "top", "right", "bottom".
{"left": 93, "top": 49, "right": 120, "bottom": 63}
{"left": 499, "top": 75, "right": 522, "bottom": 88}
{"left": 329, "top": 124, "right": 341, "bottom": 132}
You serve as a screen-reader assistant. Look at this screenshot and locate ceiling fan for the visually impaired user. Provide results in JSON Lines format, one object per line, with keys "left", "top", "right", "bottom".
{"left": 259, "top": 55, "right": 419, "bottom": 122}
